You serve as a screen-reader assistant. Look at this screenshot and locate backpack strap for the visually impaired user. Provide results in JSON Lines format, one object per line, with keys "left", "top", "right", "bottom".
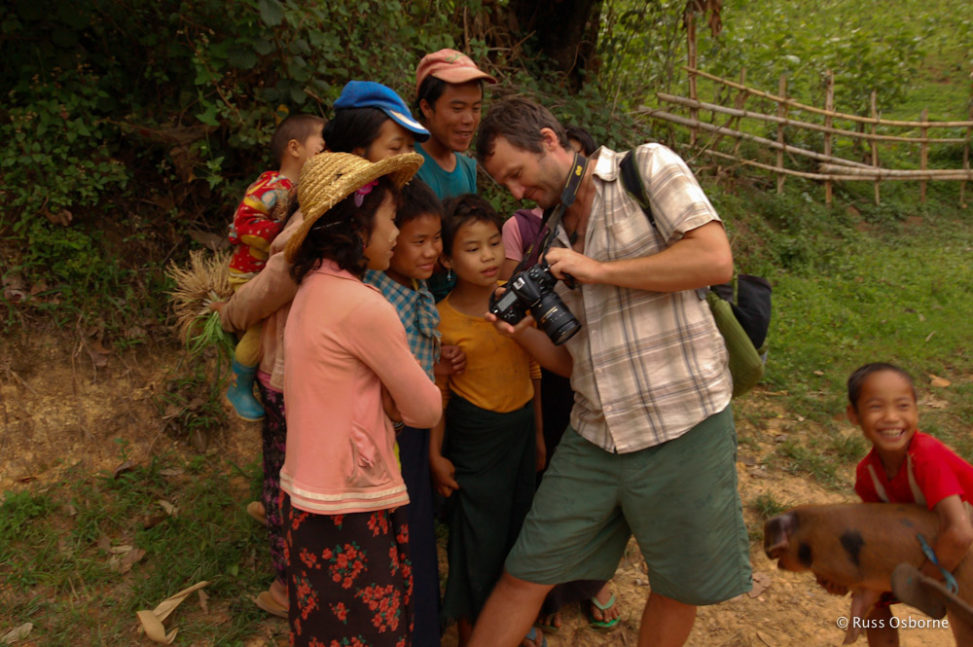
{"left": 905, "top": 455, "right": 927, "bottom": 507}
{"left": 619, "top": 151, "right": 657, "bottom": 230}
{"left": 866, "top": 463, "right": 891, "bottom": 503}
{"left": 620, "top": 151, "right": 707, "bottom": 300}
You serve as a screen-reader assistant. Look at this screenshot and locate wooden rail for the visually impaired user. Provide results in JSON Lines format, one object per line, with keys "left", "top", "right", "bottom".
{"left": 642, "top": 68, "right": 973, "bottom": 207}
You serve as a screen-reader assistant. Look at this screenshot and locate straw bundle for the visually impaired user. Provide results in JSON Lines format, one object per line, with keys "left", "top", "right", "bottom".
{"left": 166, "top": 249, "right": 234, "bottom": 354}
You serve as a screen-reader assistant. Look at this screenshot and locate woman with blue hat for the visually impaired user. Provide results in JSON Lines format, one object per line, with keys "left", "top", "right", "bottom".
{"left": 327, "top": 80, "right": 449, "bottom": 647}
{"left": 325, "top": 80, "right": 431, "bottom": 160}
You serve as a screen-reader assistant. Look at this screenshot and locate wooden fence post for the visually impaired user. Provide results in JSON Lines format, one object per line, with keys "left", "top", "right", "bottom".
{"left": 920, "top": 108, "right": 929, "bottom": 204}
{"left": 777, "top": 75, "right": 787, "bottom": 194}
{"left": 963, "top": 98, "right": 971, "bottom": 208}
{"left": 731, "top": 68, "right": 748, "bottom": 160}
{"left": 687, "top": 12, "right": 698, "bottom": 147}
{"left": 824, "top": 71, "right": 834, "bottom": 207}
{"left": 870, "top": 90, "right": 880, "bottom": 205}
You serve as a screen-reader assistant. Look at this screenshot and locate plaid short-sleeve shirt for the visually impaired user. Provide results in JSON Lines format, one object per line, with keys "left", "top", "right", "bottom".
{"left": 364, "top": 270, "right": 441, "bottom": 381}
{"left": 554, "top": 144, "right": 732, "bottom": 453}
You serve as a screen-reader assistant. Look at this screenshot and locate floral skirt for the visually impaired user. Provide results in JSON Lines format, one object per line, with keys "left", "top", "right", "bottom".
{"left": 283, "top": 495, "right": 413, "bottom": 647}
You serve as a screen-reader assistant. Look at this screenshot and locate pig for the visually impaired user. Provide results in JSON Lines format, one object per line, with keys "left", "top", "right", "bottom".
{"left": 763, "top": 503, "right": 973, "bottom": 645}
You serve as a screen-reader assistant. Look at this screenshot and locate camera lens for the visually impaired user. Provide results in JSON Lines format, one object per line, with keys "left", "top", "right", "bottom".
{"left": 531, "top": 293, "right": 581, "bottom": 345}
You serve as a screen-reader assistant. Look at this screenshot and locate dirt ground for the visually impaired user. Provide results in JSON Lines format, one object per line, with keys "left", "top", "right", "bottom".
{"left": 0, "top": 335, "right": 958, "bottom": 646}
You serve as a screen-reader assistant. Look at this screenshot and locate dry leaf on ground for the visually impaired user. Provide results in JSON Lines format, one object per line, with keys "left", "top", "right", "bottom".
{"left": 0, "top": 623, "right": 33, "bottom": 645}
{"left": 136, "top": 580, "right": 209, "bottom": 644}
{"left": 928, "top": 374, "right": 951, "bottom": 388}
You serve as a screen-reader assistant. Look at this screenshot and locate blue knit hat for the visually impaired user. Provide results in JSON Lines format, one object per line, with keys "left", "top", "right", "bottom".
{"left": 334, "top": 81, "right": 430, "bottom": 142}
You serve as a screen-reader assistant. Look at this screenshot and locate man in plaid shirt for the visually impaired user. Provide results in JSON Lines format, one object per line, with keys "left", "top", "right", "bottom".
{"left": 469, "top": 98, "right": 752, "bottom": 647}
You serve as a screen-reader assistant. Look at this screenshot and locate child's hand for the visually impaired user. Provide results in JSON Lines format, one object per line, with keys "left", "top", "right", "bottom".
{"left": 535, "top": 438, "right": 547, "bottom": 472}
{"left": 435, "top": 345, "right": 466, "bottom": 376}
{"left": 430, "top": 454, "right": 459, "bottom": 498}
{"left": 485, "top": 308, "right": 536, "bottom": 339}
{"left": 815, "top": 574, "right": 849, "bottom": 596}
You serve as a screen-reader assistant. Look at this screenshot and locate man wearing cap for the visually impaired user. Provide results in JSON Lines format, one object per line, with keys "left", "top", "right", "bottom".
{"left": 470, "top": 97, "right": 752, "bottom": 647}
{"left": 414, "top": 48, "right": 497, "bottom": 200}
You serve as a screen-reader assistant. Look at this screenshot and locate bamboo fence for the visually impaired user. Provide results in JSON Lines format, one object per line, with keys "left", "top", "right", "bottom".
{"left": 638, "top": 67, "right": 973, "bottom": 207}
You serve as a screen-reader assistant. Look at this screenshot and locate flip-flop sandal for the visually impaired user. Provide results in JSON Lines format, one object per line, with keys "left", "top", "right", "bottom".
{"left": 584, "top": 593, "right": 621, "bottom": 631}
{"left": 522, "top": 626, "right": 547, "bottom": 647}
{"left": 254, "top": 590, "right": 288, "bottom": 618}
{"left": 534, "top": 612, "right": 561, "bottom": 633}
{"left": 246, "top": 501, "right": 268, "bottom": 527}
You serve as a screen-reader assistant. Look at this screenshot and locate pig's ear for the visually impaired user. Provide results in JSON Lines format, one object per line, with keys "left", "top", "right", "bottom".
{"left": 846, "top": 404, "right": 860, "bottom": 426}
{"left": 764, "top": 512, "right": 796, "bottom": 558}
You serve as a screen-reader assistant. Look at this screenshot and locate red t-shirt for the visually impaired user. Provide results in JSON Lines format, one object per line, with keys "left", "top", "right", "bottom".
{"left": 228, "top": 171, "right": 294, "bottom": 275}
{"left": 855, "top": 431, "right": 973, "bottom": 510}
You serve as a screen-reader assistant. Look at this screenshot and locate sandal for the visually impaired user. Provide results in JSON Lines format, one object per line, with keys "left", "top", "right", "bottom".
{"left": 522, "top": 626, "right": 547, "bottom": 647}
{"left": 246, "top": 500, "right": 268, "bottom": 527}
{"left": 254, "top": 590, "right": 288, "bottom": 618}
{"left": 583, "top": 593, "right": 620, "bottom": 631}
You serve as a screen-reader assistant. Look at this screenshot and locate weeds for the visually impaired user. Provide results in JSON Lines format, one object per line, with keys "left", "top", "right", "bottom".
{"left": 155, "top": 360, "right": 229, "bottom": 452}
{"left": 750, "top": 493, "right": 788, "bottom": 521}
{"left": 0, "top": 456, "right": 270, "bottom": 646}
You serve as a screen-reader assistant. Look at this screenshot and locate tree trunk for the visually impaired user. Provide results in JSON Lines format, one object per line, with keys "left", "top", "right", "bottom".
{"left": 509, "top": 0, "right": 603, "bottom": 91}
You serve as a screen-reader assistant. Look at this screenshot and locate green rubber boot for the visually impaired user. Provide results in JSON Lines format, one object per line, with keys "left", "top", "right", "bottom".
{"left": 227, "top": 359, "right": 264, "bottom": 421}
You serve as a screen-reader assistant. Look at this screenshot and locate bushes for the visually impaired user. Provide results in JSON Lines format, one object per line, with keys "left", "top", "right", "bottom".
{"left": 0, "top": 0, "right": 467, "bottom": 333}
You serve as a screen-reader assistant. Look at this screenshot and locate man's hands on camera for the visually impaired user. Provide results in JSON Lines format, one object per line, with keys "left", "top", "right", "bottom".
{"left": 544, "top": 247, "right": 603, "bottom": 285}
{"left": 430, "top": 454, "right": 459, "bottom": 497}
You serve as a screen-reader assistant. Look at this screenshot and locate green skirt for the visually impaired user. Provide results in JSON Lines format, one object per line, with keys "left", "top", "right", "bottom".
{"left": 441, "top": 394, "right": 536, "bottom": 622}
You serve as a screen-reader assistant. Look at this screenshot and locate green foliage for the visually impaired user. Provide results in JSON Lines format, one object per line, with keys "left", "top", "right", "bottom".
{"left": 1, "top": 0, "right": 466, "bottom": 334}
{"left": 0, "top": 66, "right": 129, "bottom": 232}
{"left": 598, "top": 0, "right": 687, "bottom": 101}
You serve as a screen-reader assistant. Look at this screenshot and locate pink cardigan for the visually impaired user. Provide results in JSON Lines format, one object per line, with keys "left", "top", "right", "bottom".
{"left": 281, "top": 261, "right": 442, "bottom": 514}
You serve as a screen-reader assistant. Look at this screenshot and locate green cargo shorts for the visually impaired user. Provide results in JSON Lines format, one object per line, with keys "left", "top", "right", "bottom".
{"left": 505, "top": 406, "right": 752, "bottom": 605}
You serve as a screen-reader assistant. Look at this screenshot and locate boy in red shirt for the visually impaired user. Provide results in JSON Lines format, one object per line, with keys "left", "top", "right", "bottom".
{"left": 226, "top": 113, "right": 324, "bottom": 420}
{"left": 848, "top": 362, "right": 973, "bottom": 646}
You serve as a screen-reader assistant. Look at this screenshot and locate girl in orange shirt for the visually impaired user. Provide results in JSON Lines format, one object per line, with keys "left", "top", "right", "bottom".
{"left": 430, "top": 194, "right": 544, "bottom": 646}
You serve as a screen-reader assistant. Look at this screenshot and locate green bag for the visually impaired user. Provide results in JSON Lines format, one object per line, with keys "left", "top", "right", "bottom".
{"left": 706, "top": 289, "right": 764, "bottom": 397}
{"left": 619, "top": 151, "right": 771, "bottom": 397}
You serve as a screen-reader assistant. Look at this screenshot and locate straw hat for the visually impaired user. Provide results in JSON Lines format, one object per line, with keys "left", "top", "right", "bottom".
{"left": 285, "top": 152, "right": 423, "bottom": 261}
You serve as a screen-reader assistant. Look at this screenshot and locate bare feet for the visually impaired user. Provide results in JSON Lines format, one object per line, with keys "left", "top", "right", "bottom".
{"left": 536, "top": 611, "right": 562, "bottom": 631}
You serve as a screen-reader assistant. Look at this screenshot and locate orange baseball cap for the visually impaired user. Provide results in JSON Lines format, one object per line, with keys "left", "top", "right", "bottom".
{"left": 415, "top": 48, "right": 497, "bottom": 95}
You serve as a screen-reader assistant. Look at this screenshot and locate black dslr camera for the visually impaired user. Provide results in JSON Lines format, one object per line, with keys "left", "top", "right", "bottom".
{"left": 489, "top": 261, "right": 581, "bottom": 345}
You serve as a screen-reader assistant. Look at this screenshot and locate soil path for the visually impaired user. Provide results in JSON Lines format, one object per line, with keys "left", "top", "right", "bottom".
{"left": 0, "top": 338, "right": 957, "bottom": 646}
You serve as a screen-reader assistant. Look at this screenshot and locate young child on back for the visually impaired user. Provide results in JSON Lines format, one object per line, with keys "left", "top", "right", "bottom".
{"left": 362, "top": 178, "right": 445, "bottom": 647}
{"left": 846, "top": 362, "right": 973, "bottom": 646}
{"left": 430, "top": 194, "right": 544, "bottom": 647}
{"left": 226, "top": 113, "right": 324, "bottom": 420}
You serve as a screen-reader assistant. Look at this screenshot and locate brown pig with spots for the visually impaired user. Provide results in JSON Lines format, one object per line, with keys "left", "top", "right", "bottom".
{"left": 764, "top": 502, "right": 973, "bottom": 645}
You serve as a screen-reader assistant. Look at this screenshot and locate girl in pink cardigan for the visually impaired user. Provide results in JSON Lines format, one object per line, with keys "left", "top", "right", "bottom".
{"left": 281, "top": 152, "right": 442, "bottom": 647}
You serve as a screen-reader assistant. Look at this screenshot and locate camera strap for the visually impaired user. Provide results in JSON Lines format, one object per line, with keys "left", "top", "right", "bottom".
{"left": 518, "top": 153, "right": 588, "bottom": 272}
